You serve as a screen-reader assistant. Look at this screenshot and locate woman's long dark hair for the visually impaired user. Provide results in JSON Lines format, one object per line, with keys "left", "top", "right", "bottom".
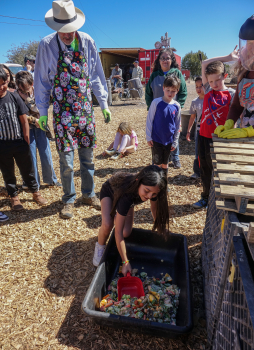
{"left": 153, "top": 48, "right": 179, "bottom": 72}
{"left": 0, "top": 64, "right": 16, "bottom": 89}
{"left": 109, "top": 165, "right": 169, "bottom": 237}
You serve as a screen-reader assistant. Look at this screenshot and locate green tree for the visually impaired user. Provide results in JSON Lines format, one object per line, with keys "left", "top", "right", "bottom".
{"left": 182, "top": 51, "right": 208, "bottom": 78}
{"left": 5, "top": 40, "right": 40, "bottom": 66}
{"left": 224, "top": 64, "right": 231, "bottom": 76}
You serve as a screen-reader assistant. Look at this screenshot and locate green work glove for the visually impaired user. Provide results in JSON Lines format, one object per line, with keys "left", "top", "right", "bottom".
{"left": 220, "top": 126, "right": 254, "bottom": 139}
{"left": 214, "top": 119, "right": 234, "bottom": 136}
{"left": 38, "top": 115, "right": 48, "bottom": 131}
{"left": 102, "top": 108, "right": 111, "bottom": 124}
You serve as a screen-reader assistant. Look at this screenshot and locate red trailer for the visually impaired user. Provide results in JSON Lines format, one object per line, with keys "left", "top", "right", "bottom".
{"left": 181, "top": 69, "right": 190, "bottom": 80}
{"left": 139, "top": 49, "right": 181, "bottom": 84}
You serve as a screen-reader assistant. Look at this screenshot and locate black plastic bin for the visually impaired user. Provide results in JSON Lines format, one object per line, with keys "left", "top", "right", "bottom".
{"left": 82, "top": 228, "right": 193, "bottom": 338}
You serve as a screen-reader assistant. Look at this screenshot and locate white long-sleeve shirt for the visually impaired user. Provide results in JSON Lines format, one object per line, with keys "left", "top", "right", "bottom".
{"left": 34, "top": 31, "right": 108, "bottom": 116}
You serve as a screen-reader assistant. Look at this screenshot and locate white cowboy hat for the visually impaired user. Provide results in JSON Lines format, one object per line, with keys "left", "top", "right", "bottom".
{"left": 45, "top": 0, "right": 85, "bottom": 33}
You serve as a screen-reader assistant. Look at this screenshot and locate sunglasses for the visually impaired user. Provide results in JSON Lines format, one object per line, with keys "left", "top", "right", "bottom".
{"left": 160, "top": 57, "right": 171, "bottom": 62}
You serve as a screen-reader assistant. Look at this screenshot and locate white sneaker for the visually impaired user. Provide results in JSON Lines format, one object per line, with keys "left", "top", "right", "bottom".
{"left": 93, "top": 242, "right": 106, "bottom": 266}
{"left": 111, "top": 152, "right": 121, "bottom": 160}
{"left": 105, "top": 149, "right": 116, "bottom": 156}
{"left": 190, "top": 173, "right": 200, "bottom": 179}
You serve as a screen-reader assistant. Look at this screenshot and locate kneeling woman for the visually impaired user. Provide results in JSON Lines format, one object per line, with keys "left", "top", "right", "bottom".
{"left": 93, "top": 165, "right": 169, "bottom": 275}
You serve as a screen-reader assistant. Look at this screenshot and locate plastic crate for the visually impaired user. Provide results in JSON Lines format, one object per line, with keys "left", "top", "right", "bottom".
{"left": 213, "top": 236, "right": 254, "bottom": 350}
{"left": 82, "top": 228, "right": 193, "bottom": 338}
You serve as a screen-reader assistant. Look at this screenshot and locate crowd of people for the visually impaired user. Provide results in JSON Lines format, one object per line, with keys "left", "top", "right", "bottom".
{"left": 1, "top": 1, "right": 254, "bottom": 276}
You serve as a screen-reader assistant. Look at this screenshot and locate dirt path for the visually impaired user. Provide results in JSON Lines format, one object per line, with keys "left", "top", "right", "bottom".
{"left": 0, "top": 81, "right": 207, "bottom": 350}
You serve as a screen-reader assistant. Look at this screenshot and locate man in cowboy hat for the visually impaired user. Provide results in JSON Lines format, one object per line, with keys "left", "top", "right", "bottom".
{"left": 34, "top": 0, "right": 111, "bottom": 219}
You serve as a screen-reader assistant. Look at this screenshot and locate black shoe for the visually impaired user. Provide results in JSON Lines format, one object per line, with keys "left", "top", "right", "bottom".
{"left": 173, "top": 160, "right": 181, "bottom": 169}
{"left": 46, "top": 182, "right": 62, "bottom": 187}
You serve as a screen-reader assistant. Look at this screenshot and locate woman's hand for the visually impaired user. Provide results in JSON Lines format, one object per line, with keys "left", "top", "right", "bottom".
{"left": 120, "top": 148, "right": 126, "bottom": 154}
{"left": 147, "top": 140, "right": 153, "bottom": 147}
{"left": 171, "top": 146, "right": 176, "bottom": 152}
{"left": 229, "top": 45, "right": 239, "bottom": 61}
{"left": 122, "top": 262, "right": 132, "bottom": 276}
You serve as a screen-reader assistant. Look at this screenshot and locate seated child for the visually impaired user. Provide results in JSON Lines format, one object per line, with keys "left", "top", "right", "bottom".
{"left": 186, "top": 76, "right": 205, "bottom": 179}
{"left": 0, "top": 67, "right": 47, "bottom": 210}
{"left": 93, "top": 165, "right": 169, "bottom": 274}
{"left": 146, "top": 75, "right": 181, "bottom": 181}
{"left": 15, "top": 71, "right": 61, "bottom": 189}
{"left": 192, "top": 48, "right": 237, "bottom": 209}
{"left": 103, "top": 122, "right": 138, "bottom": 160}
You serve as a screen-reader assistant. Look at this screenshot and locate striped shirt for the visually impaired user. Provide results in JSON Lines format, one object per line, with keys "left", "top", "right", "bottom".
{"left": 0, "top": 91, "right": 28, "bottom": 140}
{"left": 34, "top": 31, "right": 108, "bottom": 116}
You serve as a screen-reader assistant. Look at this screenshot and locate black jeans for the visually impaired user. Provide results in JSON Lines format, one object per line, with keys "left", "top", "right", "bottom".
{"left": 198, "top": 135, "right": 213, "bottom": 200}
{"left": 0, "top": 139, "right": 38, "bottom": 197}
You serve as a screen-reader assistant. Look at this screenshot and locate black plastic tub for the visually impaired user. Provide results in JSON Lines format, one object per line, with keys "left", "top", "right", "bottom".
{"left": 82, "top": 228, "right": 193, "bottom": 338}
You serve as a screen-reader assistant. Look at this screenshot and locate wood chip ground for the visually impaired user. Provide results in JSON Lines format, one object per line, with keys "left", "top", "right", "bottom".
{"left": 0, "top": 81, "right": 207, "bottom": 349}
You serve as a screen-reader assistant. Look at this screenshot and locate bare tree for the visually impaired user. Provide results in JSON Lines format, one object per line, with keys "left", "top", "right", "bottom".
{"left": 5, "top": 40, "right": 40, "bottom": 66}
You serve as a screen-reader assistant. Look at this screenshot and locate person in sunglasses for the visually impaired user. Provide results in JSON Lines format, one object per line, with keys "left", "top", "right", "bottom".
{"left": 23, "top": 55, "right": 36, "bottom": 77}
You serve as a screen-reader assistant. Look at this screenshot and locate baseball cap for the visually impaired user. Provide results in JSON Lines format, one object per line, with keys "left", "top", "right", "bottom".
{"left": 134, "top": 60, "right": 139, "bottom": 63}
{"left": 24, "top": 55, "right": 36, "bottom": 63}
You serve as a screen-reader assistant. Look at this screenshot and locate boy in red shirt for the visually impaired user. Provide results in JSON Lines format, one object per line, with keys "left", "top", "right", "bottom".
{"left": 193, "top": 49, "right": 238, "bottom": 209}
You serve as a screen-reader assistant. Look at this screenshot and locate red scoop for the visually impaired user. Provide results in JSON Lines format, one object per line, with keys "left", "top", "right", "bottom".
{"left": 117, "top": 272, "right": 145, "bottom": 301}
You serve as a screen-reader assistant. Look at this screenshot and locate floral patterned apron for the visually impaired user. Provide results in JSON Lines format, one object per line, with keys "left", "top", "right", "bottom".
{"left": 52, "top": 34, "right": 96, "bottom": 152}
{"left": 238, "top": 72, "right": 254, "bottom": 127}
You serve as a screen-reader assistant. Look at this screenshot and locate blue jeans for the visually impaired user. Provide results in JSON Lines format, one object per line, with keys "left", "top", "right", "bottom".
{"left": 171, "top": 142, "right": 180, "bottom": 162}
{"left": 58, "top": 147, "right": 95, "bottom": 204}
{"left": 113, "top": 78, "right": 122, "bottom": 88}
{"left": 193, "top": 131, "right": 200, "bottom": 176}
{"left": 29, "top": 128, "right": 58, "bottom": 186}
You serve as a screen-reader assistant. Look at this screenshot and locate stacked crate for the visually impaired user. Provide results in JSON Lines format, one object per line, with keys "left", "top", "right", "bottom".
{"left": 202, "top": 135, "right": 254, "bottom": 349}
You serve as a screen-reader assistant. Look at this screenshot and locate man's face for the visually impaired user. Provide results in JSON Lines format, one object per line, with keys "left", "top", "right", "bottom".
{"left": 134, "top": 62, "right": 138, "bottom": 68}
{"left": 58, "top": 31, "right": 76, "bottom": 45}
{"left": 207, "top": 73, "right": 225, "bottom": 91}
{"left": 115, "top": 65, "right": 119, "bottom": 71}
{"left": 27, "top": 59, "right": 35, "bottom": 70}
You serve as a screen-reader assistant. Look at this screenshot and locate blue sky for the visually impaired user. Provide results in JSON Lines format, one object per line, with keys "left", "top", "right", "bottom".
{"left": 0, "top": 0, "right": 253, "bottom": 64}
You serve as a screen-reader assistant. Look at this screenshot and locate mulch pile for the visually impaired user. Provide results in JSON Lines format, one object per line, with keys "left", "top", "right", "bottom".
{"left": 0, "top": 81, "right": 207, "bottom": 349}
